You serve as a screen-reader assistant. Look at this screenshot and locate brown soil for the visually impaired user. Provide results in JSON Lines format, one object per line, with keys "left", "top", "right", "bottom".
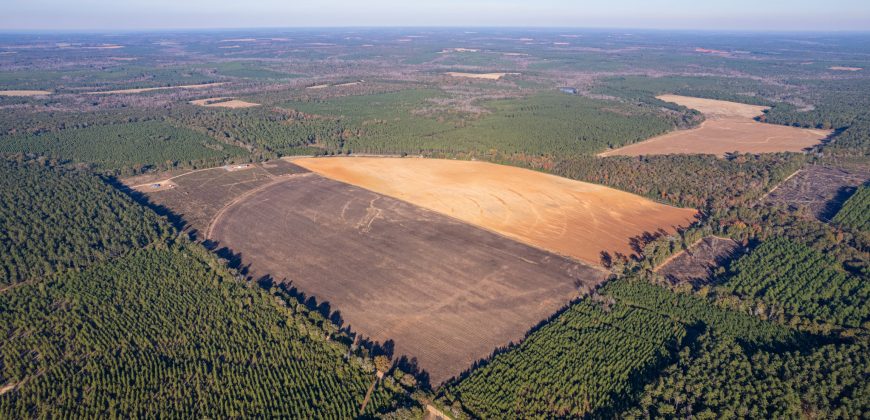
{"left": 209, "top": 174, "right": 607, "bottom": 385}
{"left": 598, "top": 95, "right": 831, "bottom": 157}
{"left": 84, "top": 82, "right": 226, "bottom": 95}
{"left": 124, "top": 160, "right": 308, "bottom": 236}
{"left": 0, "top": 90, "right": 51, "bottom": 96}
{"left": 294, "top": 157, "right": 698, "bottom": 265}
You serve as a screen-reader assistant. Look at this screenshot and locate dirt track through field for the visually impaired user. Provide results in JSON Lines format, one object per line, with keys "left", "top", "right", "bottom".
{"left": 294, "top": 157, "right": 698, "bottom": 265}
{"left": 0, "top": 90, "right": 52, "bottom": 96}
{"left": 598, "top": 95, "right": 831, "bottom": 157}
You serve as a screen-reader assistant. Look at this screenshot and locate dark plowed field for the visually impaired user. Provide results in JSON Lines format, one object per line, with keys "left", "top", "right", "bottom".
{"left": 209, "top": 174, "right": 607, "bottom": 385}
{"left": 131, "top": 160, "right": 308, "bottom": 236}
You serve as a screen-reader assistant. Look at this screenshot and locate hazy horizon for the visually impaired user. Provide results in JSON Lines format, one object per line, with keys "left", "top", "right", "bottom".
{"left": 2, "top": 0, "right": 869, "bottom": 32}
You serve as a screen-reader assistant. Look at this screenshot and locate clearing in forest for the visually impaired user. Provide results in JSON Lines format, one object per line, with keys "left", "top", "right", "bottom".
{"left": 655, "top": 236, "right": 743, "bottom": 285}
{"left": 764, "top": 165, "right": 870, "bottom": 221}
{"left": 189, "top": 97, "right": 260, "bottom": 108}
{"left": 294, "top": 157, "right": 698, "bottom": 265}
{"left": 444, "top": 72, "right": 513, "bottom": 80}
{"left": 84, "top": 82, "right": 226, "bottom": 95}
{"left": 0, "top": 90, "right": 51, "bottom": 96}
{"left": 598, "top": 95, "right": 831, "bottom": 157}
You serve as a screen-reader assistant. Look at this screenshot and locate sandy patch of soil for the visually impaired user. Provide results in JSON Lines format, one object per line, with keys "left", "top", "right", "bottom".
{"left": 598, "top": 95, "right": 831, "bottom": 157}
{"left": 84, "top": 82, "right": 226, "bottom": 95}
{"left": 829, "top": 66, "right": 862, "bottom": 71}
{"left": 0, "top": 90, "right": 51, "bottom": 96}
{"left": 130, "top": 179, "right": 177, "bottom": 192}
{"left": 295, "top": 157, "right": 698, "bottom": 265}
{"left": 223, "top": 163, "right": 254, "bottom": 172}
{"left": 306, "top": 84, "right": 330, "bottom": 89}
{"left": 0, "top": 383, "right": 16, "bottom": 395}
{"left": 189, "top": 97, "right": 259, "bottom": 108}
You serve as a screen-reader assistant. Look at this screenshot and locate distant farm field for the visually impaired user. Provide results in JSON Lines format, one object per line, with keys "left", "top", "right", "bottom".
{"left": 0, "top": 90, "right": 51, "bottom": 96}
{"left": 598, "top": 95, "right": 831, "bottom": 157}
{"left": 208, "top": 174, "right": 607, "bottom": 385}
{"left": 189, "top": 97, "right": 260, "bottom": 108}
{"left": 84, "top": 82, "right": 226, "bottom": 95}
{"left": 295, "top": 157, "right": 698, "bottom": 264}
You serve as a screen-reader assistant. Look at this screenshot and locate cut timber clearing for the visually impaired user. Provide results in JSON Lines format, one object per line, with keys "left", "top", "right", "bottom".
{"left": 294, "top": 157, "right": 698, "bottom": 265}
{"left": 655, "top": 236, "right": 743, "bottom": 286}
{"left": 598, "top": 95, "right": 831, "bottom": 157}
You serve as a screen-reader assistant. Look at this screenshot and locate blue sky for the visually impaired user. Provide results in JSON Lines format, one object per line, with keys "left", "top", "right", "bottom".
{"left": 2, "top": 0, "right": 868, "bottom": 31}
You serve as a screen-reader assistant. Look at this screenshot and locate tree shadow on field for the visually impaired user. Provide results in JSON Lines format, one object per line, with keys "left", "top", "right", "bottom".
{"left": 275, "top": 281, "right": 434, "bottom": 388}
{"left": 394, "top": 355, "right": 431, "bottom": 390}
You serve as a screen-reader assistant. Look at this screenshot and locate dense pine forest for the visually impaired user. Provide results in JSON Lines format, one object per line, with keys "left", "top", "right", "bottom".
{"left": 0, "top": 159, "right": 171, "bottom": 286}
{"left": 834, "top": 185, "right": 870, "bottom": 231}
{"left": 0, "top": 160, "right": 413, "bottom": 417}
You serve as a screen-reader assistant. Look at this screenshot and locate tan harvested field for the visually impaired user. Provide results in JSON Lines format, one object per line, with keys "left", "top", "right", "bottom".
{"left": 445, "top": 72, "right": 511, "bottom": 80}
{"left": 0, "top": 90, "right": 51, "bottom": 96}
{"left": 598, "top": 95, "right": 831, "bottom": 157}
{"left": 209, "top": 174, "right": 607, "bottom": 384}
{"left": 829, "top": 66, "right": 862, "bottom": 71}
{"left": 189, "top": 97, "right": 260, "bottom": 108}
{"left": 294, "top": 157, "right": 698, "bottom": 265}
{"left": 84, "top": 82, "right": 226, "bottom": 95}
